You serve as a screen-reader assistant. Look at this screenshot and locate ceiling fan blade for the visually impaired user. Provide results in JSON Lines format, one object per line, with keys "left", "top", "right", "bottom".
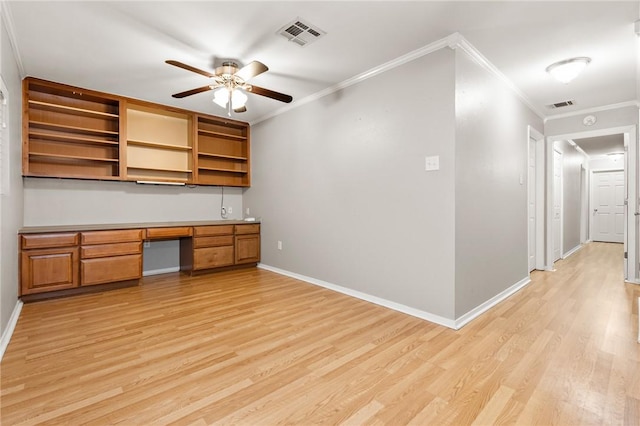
{"left": 166, "top": 60, "right": 215, "bottom": 78}
{"left": 247, "top": 85, "right": 293, "bottom": 103}
{"left": 235, "top": 61, "right": 268, "bottom": 81}
{"left": 172, "top": 85, "right": 215, "bottom": 98}
{"left": 233, "top": 106, "right": 247, "bottom": 113}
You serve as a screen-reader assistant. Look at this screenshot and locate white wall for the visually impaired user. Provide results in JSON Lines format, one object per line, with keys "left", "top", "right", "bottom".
{"left": 0, "top": 11, "right": 24, "bottom": 340}
{"left": 453, "top": 49, "right": 543, "bottom": 318}
{"left": 245, "top": 48, "right": 457, "bottom": 320}
{"left": 590, "top": 155, "right": 624, "bottom": 171}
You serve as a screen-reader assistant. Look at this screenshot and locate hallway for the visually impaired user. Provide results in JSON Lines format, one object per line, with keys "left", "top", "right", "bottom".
{"left": 1, "top": 243, "right": 639, "bottom": 424}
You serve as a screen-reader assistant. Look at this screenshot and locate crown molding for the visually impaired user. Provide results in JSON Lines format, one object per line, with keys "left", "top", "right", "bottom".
{"left": 252, "top": 32, "right": 546, "bottom": 125}
{"left": 250, "top": 33, "right": 458, "bottom": 125}
{"left": 448, "top": 34, "right": 546, "bottom": 120}
{"left": 1, "top": 1, "right": 26, "bottom": 78}
{"left": 544, "top": 100, "right": 640, "bottom": 122}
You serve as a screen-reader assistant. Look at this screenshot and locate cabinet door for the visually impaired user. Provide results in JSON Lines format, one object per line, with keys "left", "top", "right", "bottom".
{"left": 21, "top": 247, "right": 79, "bottom": 295}
{"left": 235, "top": 234, "right": 260, "bottom": 264}
{"left": 194, "top": 246, "right": 234, "bottom": 270}
{"left": 81, "top": 254, "right": 142, "bottom": 286}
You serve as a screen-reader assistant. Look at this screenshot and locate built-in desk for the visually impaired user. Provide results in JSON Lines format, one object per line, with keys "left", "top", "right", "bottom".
{"left": 18, "top": 220, "right": 260, "bottom": 301}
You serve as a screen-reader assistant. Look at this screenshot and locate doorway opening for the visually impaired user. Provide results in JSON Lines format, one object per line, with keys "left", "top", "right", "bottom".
{"left": 547, "top": 125, "right": 637, "bottom": 282}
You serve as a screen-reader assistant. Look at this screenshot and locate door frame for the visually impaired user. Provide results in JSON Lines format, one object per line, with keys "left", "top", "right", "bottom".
{"left": 552, "top": 146, "right": 563, "bottom": 264}
{"left": 547, "top": 125, "right": 637, "bottom": 282}
{"left": 528, "top": 126, "right": 545, "bottom": 272}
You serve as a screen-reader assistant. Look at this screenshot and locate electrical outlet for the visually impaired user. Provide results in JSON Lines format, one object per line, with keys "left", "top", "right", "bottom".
{"left": 228, "top": 206, "right": 232, "bottom": 214}
{"left": 143, "top": 240, "right": 150, "bottom": 248}
{"left": 425, "top": 155, "right": 440, "bottom": 171}
{"left": 246, "top": 207, "right": 250, "bottom": 216}
{"left": 277, "top": 240, "right": 282, "bottom": 250}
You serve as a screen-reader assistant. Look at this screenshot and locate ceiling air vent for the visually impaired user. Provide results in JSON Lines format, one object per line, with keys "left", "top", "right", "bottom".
{"left": 547, "top": 100, "right": 575, "bottom": 109}
{"left": 277, "top": 18, "right": 326, "bottom": 47}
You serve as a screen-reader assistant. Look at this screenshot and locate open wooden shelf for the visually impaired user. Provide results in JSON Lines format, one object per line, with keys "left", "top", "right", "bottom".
{"left": 198, "top": 152, "right": 247, "bottom": 161}
{"left": 29, "top": 152, "right": 119, "bottom": 163}
{"left": 29, "top": 100, "right": 119, "bottom": 119}
{"left": 30, "top": 121, "right": 119, "bottom": 137}
{"left": 197, "top": 128, "right": 247, "bottom": 140}
{"left": 29, "top": 131, "right": 119, "bottom": 146}
{"left": 198, "top": 166, "right": 248, "bottom": 174}
{"left": 127, "top": 139, "right": 193, "bottom": 151}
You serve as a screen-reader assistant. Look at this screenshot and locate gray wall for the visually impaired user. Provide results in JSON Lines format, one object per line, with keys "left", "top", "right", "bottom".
{"left": 1, "top": 15, "right": 24, "bottom": 337}
{"left": 245, "top": 49, "right": 457, "bottom": 319}
{"left": 555, "top": 140, "right": 588, "bottom": 254}
{"left": 453, "top": 50, "right": 543, "bottom": 317}
{"left": 23, "top": 179, "right": 243, "bottom": 226}
{"left": 23, "top": 179, "right": 243, "bottom": 275}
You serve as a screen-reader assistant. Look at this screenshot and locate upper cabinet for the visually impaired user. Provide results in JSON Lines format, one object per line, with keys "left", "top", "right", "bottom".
{"left": 124, "top": 101, "right": 194, "bottom": 183}
{"left": 196, "top": 116, "right": 250, "bottom": 187}
{"left": 23, "top": 78, "right": 121, "bottom": 180}
{"left": 22, "top": 77, "right": 251, "bottom": 187}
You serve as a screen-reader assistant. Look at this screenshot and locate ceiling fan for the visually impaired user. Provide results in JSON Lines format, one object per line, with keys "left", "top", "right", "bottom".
{"left": 166, "top": 59, "right": 293, "bottom": 115}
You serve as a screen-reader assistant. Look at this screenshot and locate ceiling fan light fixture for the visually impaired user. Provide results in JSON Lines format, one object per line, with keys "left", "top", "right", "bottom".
{"left": 231, "top": 89, "right": 248, "bottom": 109}
{"left": 213, "top": 87, "right": 229, "bottom": 108}
{"left": 546, "top": 57, "right": 591, "bottom": 84}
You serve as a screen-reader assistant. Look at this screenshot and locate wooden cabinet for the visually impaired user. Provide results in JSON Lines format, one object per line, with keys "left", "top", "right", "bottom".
{"left": 180, "top": 223, "right": 260, "bottom": 273}
{"left": 23, "top": 78, "right": 121, "bottom": 180}
{"left": 235, "top": 224, "right": 261, "bottom": 264}
{"left": 19, "top": 222, "right": 260, "bottom": 299}
{"left": 124, "top": 102, "right": 193, "bottom": 183}
{"left": 195, "top": 116, "right": 250, "bottom": 187}
{"left": 22, "top": 77, "right": 251, "bottom": 187}
{"left": 20, "top": 246, "right": 79, "bottom": 295}
{"left": 80, "top": 230, "right": 142, "bottom": 286}
{"left": 186, "top": 225, "right": 235, "bottom": 271}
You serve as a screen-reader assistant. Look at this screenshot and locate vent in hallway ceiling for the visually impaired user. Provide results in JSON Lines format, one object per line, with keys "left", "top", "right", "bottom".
{"left": 277, "top": 18, "right": 326, "bottom": 47}
{"left": 547, "top": 100, "right": 575, "bottom": 109}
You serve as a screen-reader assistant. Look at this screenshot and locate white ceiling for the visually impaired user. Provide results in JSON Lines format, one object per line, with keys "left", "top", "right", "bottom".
{"left": 5, "top": 1, "right": 639, "bottom": 130}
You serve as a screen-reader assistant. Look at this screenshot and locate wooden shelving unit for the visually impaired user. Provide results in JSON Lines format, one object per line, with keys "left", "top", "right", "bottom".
{"left": 195, "top": 116, "right": 250, "bottom": 186}
{"left": 23, "top": 77, "right": 252, "bottom": 187}
{"left": 23, "top": 78, "right": 121, "bottom": 179}
{"left": 124, "top": 102, "right": 193, "bottom": 183}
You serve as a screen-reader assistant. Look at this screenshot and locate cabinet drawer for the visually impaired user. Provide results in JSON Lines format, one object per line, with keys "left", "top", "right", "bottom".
{"left": 21, "top": 233, "right": 79, "bottom": 249}
{"left": 193, "top": 225, "right": 234, "bottom": 237}
{"left": 20, "top": 247, "right": 79, "bottom": 295}
{"left": 145, "top": 227, "right": 192, "bottom": 239}
{"left": 81, "top": 254, "right": 142, "bottom": 286}
{"left": 235, "top": 224, "right": 260, "bottom": 235}
{"left": 193, "top": 235, "right": 234, "bottom": 248}
{"left": 81, "top": 229, "right": 143, "bottom": 245}
{"left": 81, "top": 241, "right": 142, "bottom": 259}
{"left": 194, "top": 246, "right": 234, "bottom": 270}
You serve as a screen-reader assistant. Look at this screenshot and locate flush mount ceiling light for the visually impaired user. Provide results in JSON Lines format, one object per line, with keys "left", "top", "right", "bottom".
{"left": 546, "top": 57, "right": 591, "bottom": 84}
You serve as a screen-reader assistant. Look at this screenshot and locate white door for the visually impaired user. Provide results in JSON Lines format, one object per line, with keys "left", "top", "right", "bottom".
{"left": 592, "top": 170, "right": 625, "bottom": 243}
{"left": 528, "top": 137, "right": 536, "bottom": 271}
{"left": 553, "top": 149, "right": 563, "bottom": 261}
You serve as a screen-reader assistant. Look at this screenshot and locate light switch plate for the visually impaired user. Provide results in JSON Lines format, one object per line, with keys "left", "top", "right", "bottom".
{"left": 425, "top": 155, "right": 440, "bottom": 171}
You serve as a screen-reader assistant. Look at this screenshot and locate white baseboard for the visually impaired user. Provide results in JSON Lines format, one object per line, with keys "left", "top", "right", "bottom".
{"left": 143, "top": 266, "right": 181, "bottom": 277}
{"left": 454, "top": 276, "right": 531, "bottom": 329}
{"left": 0, "top": 299, "right": 23, "bottom": 361}
{"left": 258, "top": 263, "right": 457, "bottom": 329}
{"left": 562, "top": 244, "right": 583, "bottom": 259}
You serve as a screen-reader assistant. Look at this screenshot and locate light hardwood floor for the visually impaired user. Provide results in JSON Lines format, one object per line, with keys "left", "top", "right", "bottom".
{"left": 2, "top": 242, "right": 639, "bottom": 425}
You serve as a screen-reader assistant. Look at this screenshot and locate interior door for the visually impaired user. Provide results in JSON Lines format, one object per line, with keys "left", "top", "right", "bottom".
{"left": 553, "top": 149, "right": 563, "bottom": 261}
{"left": 528, "top": 137, "right": 536, "bottom": 271}
{"left": 592, "top": 170, "right": 624, "bottom": 243}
